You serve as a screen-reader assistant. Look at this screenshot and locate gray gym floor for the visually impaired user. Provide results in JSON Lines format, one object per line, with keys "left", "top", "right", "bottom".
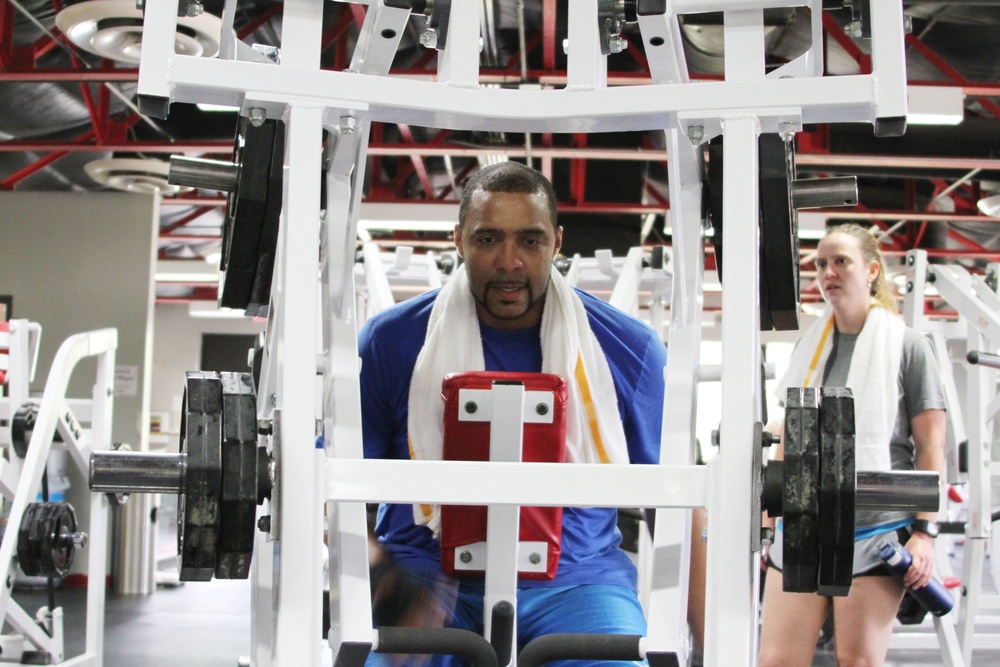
{"left": 13, "top": 573, "right": 1000, "bottom": 667}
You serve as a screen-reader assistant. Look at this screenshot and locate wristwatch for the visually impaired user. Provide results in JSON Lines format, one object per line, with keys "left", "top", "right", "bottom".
{"left": 912, "top": 519, "right": 940, "bottom": 538}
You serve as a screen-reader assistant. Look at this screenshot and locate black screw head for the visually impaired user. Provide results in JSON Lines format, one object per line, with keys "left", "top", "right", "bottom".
{"left": 464, "top": 401, "right": 478, "bottom": 414}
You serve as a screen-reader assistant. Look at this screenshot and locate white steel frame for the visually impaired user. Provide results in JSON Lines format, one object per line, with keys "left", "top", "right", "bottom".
{"left": 0, "top": 321, "right": 116, "bottom": 666}
{"left": 902, "top": 249, "right": 1000, "bottom": 664}
{"left": 135, "top": 1, "right": 910, "bottom": 665}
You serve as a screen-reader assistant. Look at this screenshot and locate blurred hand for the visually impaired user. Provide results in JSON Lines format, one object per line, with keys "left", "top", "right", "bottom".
{"left": 903, "top": 533, "right": 935, "bottom": 589}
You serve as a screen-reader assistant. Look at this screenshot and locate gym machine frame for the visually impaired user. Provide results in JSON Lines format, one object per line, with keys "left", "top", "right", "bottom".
{"left": 0, "top": 321, "right": 115, "bottom": 665}
{"left": 121, "top": 1, "right": 913, "bottom": 665}
{"left": 903, "top": 249, "right": 1000, "bottom": 663}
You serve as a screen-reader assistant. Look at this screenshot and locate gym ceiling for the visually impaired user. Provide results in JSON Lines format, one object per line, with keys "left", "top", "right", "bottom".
{"left": 1, "top": 1, "right": 999, "bottom": 307}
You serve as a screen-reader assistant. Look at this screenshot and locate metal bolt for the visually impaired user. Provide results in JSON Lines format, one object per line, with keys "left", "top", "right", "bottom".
{"left": 761, "top": 432, "right": 779, "bottom": 448}
{"left": 464, "top": 401, "right": 478, "bottom": 414}
{"left": 478, "top": 38, "right": 484, "bottom": 53}
{"left": 562, "top": 38, "right": 569, "bottom": 54}
{"left": 906, "top": 281, "right": 914, "bottom": 294}
{"left": 779, "top": 122, "right": 796, "bottom": 143}
{"left": 687, "top": 125, "right": 704, "bottom": 146}
{"left": 700, "top": 526, "right": 708, "bottom": 543}
{"left": 252, "top": 44, "right": 280, "bottom": 63}
{"left": 248, "top": 107, "right": 266, "bottom": 128}
{"left": 270, "top": 393, "right": 277, "bottom": 407}
{"left": 340, "top": 115, "right": 357, "bottom": 135}
{"left": 907, "top": 254, "right": 915, "bottom": 266}
{"left": 257, "top": 419, "right": 273, "bottom": 435}
{"left": 535, "top": 403, "right": 549, "bottom": 416}
{"left": 459, "top": 550, "right": 473, "bottom": 563}
{"left": 258, "top": 515, "right": 271, "bottom": 533}
{"left": 420, "top": 29, "right": 438, "bottom": 49}
{"left": 186, "top": 1, "right": 203, "bottom": 17}
{"left": 711, "top": 429, "right": 720, "bottom": 448}
{"left": 761, "top": 527, "right": 774, "bottom": 546}
{"left": 903, "top": 16, "right": 913, "bottom": 35}
{"left": 528, "top": 552, "right": 542, "bottom": 565}
{"left": 608, "top": 35, "right": 627, "bottom": 54}
{"left": 845, "top": 21, "right": 863, "bottom": 39}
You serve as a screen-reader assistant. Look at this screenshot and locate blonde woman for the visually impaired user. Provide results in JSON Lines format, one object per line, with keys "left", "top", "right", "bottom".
{"left": 759, "top": 223, "right": 946, "bottom": 667}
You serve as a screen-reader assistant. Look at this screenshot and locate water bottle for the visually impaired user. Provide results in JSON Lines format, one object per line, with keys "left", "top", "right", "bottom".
{"left": 876, "top": 539, "right": 954, "bottom": 616}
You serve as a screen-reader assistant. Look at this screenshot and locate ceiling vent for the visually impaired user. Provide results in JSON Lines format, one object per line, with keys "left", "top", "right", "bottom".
{"left": 56, "top": 0, "right": 222, "bottom": 64}
{"left": 84, "top": 157, "right": 194, "bottom": 195}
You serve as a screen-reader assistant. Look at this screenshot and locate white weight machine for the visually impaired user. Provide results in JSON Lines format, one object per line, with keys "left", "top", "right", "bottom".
{"left": 102, "top": 1, "right": 916, "bottom": 665}
{"left": 900, "top": 249, "right": 1000, "bottom": 664}
{"left": 0, "top": 320, "right": 115, "bottom": 665}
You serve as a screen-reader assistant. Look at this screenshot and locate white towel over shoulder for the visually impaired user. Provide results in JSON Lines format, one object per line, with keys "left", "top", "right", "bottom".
{"left": 774, "top": 305, "right": 903, "bottom": 471}
{"left": 407, "top": 265, "right": 629, "bottom": 534}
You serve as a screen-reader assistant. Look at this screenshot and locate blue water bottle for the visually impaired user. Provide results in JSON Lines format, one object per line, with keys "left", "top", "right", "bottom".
{"left": 876, "top": 539, "right": 955, "bottom": 616}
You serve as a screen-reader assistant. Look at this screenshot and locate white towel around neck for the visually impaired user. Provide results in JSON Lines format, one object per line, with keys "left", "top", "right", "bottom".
{"left": 774, "top": 305, "right": 903, "bottom": 471}
{"left": 407, "top": 264, "right": 629, "bottom": 534}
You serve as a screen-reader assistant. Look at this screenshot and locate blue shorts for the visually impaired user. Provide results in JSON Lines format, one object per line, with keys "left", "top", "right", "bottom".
{"left": 366, "top": 582, "right": 648, "bottom": 667}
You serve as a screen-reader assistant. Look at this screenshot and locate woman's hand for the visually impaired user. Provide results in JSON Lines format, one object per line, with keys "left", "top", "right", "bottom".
{"left": 903, "top": 532, "right": 936, "bottom": 589}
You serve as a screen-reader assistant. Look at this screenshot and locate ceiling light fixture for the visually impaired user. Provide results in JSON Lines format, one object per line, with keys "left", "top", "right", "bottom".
{"left": 906, "top": 85, "right": 965, "bottom": 126}
{"left": 977, "top": 194, "right": 1000, "bottom": 217}
{"left": 56, "top": 0, "right": 222, "bottom": 64}
{"left": 85, "top": 158, "right": 194, "bottom": 195}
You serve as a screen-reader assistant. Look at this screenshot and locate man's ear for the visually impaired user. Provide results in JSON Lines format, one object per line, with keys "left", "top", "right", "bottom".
{"left": 454, "top": 224, "right": 464, "bottom": 258}
{"left": 553, "top": 225, "right": 564, "bottom": 256}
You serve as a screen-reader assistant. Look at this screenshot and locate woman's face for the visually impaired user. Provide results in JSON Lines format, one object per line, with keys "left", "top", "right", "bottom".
{"left": 815, "top": 231, "right": 880, "bottom": 312}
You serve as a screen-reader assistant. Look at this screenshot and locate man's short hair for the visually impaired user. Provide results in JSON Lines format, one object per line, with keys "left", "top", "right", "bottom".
{"left": 457, "top": 162, "right": 558, "bottom": 229}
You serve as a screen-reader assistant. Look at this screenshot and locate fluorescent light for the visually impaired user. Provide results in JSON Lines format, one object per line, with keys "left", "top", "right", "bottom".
{"left": 188, "top": 301, "right": 248, "bottom": 319}
{"left": 358, "top": 203, "right": 458, "bottom": 233}
{"left": 907, "top": 86, "right": 964, "bottom": 126}
{"left": 197, "top": 103, "right": 240, "bottom": 113}
{"left": 978, "top": 194, "right": 1000, "bottom": 217}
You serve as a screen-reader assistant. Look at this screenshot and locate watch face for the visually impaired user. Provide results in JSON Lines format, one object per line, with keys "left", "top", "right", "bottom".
{"left": 915, "top": 520, "right": 939, "bottom": 537}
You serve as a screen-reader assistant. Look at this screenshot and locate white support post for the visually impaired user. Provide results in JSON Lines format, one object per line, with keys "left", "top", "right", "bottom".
{"left": 703, "top": 115, "right": 761, "bottom": 667}
{"left": 644, "top": 126, "right": 705, "bottom": 664}
{"left": 565, "top": 0, "right": 606, "bottom": 91}
{"left": 268, "top": 103, "right": 325, "bottom": 667}
{"left": 483, "top": 383, "right": 526, "bottom": 664}
{"left": 322, "top": 113, "right": 376, "bottom": 660}
{"left": 609, "top": 247, "right": 647, "bottom": 317}
{"left": 868, "top": 0, "right": 909, "bottom": 123}
{"left": 438, "top": 0, "right": 482, "bottom": 88}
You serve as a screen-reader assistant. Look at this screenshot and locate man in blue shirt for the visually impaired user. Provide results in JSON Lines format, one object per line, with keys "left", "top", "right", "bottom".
{"left": 359, "top": 161, "right": 666, "bottom": 665}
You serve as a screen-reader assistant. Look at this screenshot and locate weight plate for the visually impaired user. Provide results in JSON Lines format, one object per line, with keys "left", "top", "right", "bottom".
{"left": 40, "top": 502, "right": 78, "bottom": 578}
{"left": 11, "top": 403, "right": 37, "bottom": 459}
{"left": 782, "top": 387, "right": 820, "bottom": 593}
{"left": 178, "top": 372, "right": 224, "bottom": 582}
{"left": 219, "top": 116, "right": 284, "bottom": 316}
{"left": 704, "top": 134, "right": 800, "bottom": 331}
{"left": 215, "top": 371, "right": 258, "bottom": 579}
{"left": 17, "top": 503, "right": 44, "bottom": 577}
{"left": 759, "top": 134, "right": 800, "bottom": 331}
{"left": 705, "top": 138, "right": 724, "bottom": 283}
{"left": 817, "top": 387, "right": 856, "bottom": 597}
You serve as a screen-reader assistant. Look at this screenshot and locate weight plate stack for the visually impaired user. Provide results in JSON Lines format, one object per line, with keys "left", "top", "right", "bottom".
{"left": 782, "top": 387, "right": 821, "bottom": 593}
{"left": 178, "top": 372, "right": 224, "bottom": 581}
{"left": 17, "top": 502, "right": 79, "bottom": 578}
{"left": 219, "top": 116, "right": 285, "bottom": 316}
{"left": 215, "top": 372, "right": 259, "bottom": 579}
{"left": 817, "top": 387, "right": 856, "bottom": 597}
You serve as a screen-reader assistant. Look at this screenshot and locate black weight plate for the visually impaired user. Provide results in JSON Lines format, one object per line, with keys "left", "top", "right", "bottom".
{"left": 782, "top": 387, "right": 821, "bottom": 593}
{"left": 17, "top": 503, "right": 44, "bottom": 576}
{"left": 759, "top": 134, "right": 800, "bottom": 331}
{"left": 817, "top": 387, "right": 856, "bottom": 597}
{"left": 178, "top": 372, "right": 224, "bottom": 582}
{"left": 11, "top": 403, "right": 37, "bottom": 459}
{"left": 219, "top": 117, "right": 284, "bottom": 316}
{"left": 215, "top": 372, "right": 258, "bottom": 579}
{"left": 40, "top": 502, "right": 77, "bottom": 577}
{"left": 706, "top": 138, "right": 724, "bottom": 283}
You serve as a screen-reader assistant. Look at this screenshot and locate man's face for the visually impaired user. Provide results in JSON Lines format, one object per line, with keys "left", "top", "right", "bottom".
{"left": 455, "top": 190, "right": 563, "bottom": 329}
